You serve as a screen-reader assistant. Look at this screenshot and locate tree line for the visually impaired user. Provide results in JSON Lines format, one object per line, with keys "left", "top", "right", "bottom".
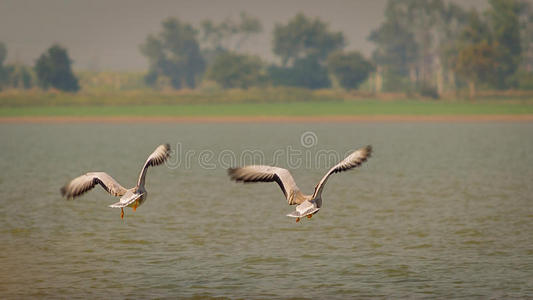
{"left": 138, "top": 12, "right": 374, "bottom": 91}
{"left": 1, "top": 0, "right": 532, "bottom": 98}
{"left": 0, "top": 43, "right": 80, "bottom": 92}
{"left": 370, "top": 0, "right": 533, "bottom": 97}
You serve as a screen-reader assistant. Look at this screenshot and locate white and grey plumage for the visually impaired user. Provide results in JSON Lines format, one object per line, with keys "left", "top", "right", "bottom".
{"left": 61, "top": 144, "right": 171, "bottom": 219}
{"left": 228, "top": 145, "right": 372, "bottom": 222}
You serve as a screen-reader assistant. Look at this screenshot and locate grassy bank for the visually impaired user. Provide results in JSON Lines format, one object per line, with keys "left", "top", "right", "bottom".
{"left": 0, "top": 87, "right": 353, "bottom": 106}
{"left": 1, "top": 101, "right": 533, "bottom": 117}
{"left": 1, "top": 88, "right": 533, "bottom": 117}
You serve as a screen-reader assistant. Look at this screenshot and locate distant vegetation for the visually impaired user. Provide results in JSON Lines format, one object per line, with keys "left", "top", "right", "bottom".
{"left": 206, "top": 52, "right": 266, "bottom": 89}
{"left": 0, "top": 86, "right": 354, "bottom": 107}
{"left": 2, "top": 100, "right": 533, "bottom": 117}
{"left": 0, "top": 0, "right": 532, "bottom": 100}
{"left": 35, "top": 44, "right": 79, "bottom": 92}
{"left": 369, "top": 0, "right": 533, "bottom": 98}
{"left": 140, "top": 18, "right": 205, "bottom": 89}
{"left": 327, "top": 51, "right": 376, "bottom": 90}
{"left": 1, "top": 42, "right": 79, "bottom": 92}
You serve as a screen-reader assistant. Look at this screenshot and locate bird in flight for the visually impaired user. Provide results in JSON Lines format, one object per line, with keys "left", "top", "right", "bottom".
{"left": 228, "top": 145, "right": 372, "bottom": 222}
{"left": 61, "top": 144, "right": 171, "bottom": 219}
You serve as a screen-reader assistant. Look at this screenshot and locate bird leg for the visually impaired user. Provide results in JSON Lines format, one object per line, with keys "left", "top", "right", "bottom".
{"left": 121, "top": 207, "right": 124, "bottom": 219}
{"left": 296, "top": 217, "right": 300, "bottom": 223}
{"left": 133, "top": 201, "right": 138, "bottom": 212}
{"left": 307, "top": 214, "right": 313, "bottom": 219}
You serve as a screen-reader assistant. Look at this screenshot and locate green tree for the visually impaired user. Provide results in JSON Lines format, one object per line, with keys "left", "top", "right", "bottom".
{"left": 369, "top": 0, "right": 469, "bottom": 94}
{"left": 140, "top": 17, "right": 205, "bottom": 89}
{"left": 268, "top": 55, "right": 331, "bottom": 89}
{"left": 0, "top": 42, "right": 7, "bottom": 89}
{"left": 368, "top": 17, "right": 418, "bottom": 92}
{"left": 512, "top": 1, "right": 533, "bottom": 89}
{"left": 6, "top": 64, "right": 34, "bottom": 89}
{"left": 368, "top": 19, "right": 417, "bottom": 77}
{"left": 34, "top": 44, "right": 79, "bottom": 92}
{"left": 207, "top": 52, "right": 264, "bottom": 88}
{"left": 273, "top": 13, "right": 344, "bottom": 66}
{"left": 201, "top": 12, "right": 262, "bottom": 52}
{"left": 270, "top": 14, "right": 341, "bottom": 89}
{"left": 487, "top": 0, "right": 523, "bottom": 88}
{"left": 235, "top": 12, "right": 263, "bottom": 50}
{"left": 519, "top": 1, "right": 533, "bottom": 72}
{"left": 452, "top": 11, "right": 499, "bottom": 98}
{"left": 327, "top": 51, "right": 375, "bottom": 90}
{"left": 436, "top": 3, "right": 469, "bottom": 93}
{"left": 0, "top": 42, "right": 5, "bottom": 66}
{"left": 521, "top": 0, "right": 533, "bottom": 72}
{"left": 454, "top": 41, "right": 499, "bottom": 98}
{"left": 200, "top": 12, "right": 262, "bottom": 66}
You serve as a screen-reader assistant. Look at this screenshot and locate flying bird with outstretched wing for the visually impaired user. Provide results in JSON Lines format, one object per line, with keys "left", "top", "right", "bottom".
{"left": 61, "top": 144, "right": 171, "bottom": 219}
{"left": 228, "top": 145, "right": 372, "bottom": 222}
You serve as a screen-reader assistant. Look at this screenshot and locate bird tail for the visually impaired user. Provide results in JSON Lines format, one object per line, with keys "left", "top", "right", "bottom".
{"left": 109, "top": 201, "right": 127, "bottom": 208}
{"left": 286, "top": 210, "right": 303, "bottom": 218}
{"left": 286, "top": 207, "right": 320, "bottom": 218}
{"left": 287, "top": 208, "right": 320, "bottom": 218}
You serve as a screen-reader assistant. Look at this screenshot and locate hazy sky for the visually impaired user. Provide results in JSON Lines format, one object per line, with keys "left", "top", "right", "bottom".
{"left": 0, "top": 0, "right": 488, "bottom": 71}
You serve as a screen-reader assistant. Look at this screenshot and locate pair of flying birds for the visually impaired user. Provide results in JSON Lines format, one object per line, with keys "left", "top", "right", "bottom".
{"left": 61, "top": 143, "right": 372, "bottom": 222}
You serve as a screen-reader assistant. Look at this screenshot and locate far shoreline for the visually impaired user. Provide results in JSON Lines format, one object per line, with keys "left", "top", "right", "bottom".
{"left": 2, "top": 115, "right": 533, "bottom": 123}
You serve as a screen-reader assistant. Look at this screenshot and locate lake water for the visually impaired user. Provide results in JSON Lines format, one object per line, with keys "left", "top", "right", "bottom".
{"left": 0, "top": 122, "right": 532, "bottom": 299}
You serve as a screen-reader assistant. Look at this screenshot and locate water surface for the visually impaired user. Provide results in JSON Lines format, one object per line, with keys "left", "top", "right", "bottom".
{"left": 0, "top": 123, "right": 532, "bottom": 298}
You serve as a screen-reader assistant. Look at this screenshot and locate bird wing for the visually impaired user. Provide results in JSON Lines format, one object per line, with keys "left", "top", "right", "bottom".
{"left": 313, "top": 145, "right": 372, "bottom": 198}
{"left": 137, "top": 143, "right": 171, "bottom": 187}
{"left": 228, "top": 165, "right": 307, "bottom": 205}
{"left": 61, "top": 172, "right": 128, "bottom": 199}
